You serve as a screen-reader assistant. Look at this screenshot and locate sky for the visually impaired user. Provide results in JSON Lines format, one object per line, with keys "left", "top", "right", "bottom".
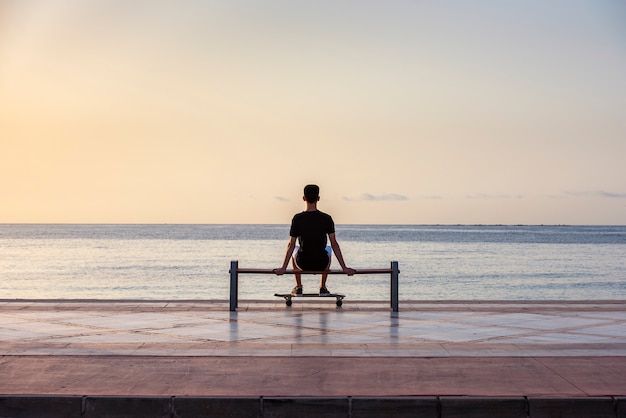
{"left": 1, "top": 0, "right": 625, "bottom": 225}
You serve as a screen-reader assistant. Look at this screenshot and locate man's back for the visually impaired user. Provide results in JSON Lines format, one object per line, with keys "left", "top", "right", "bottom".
{"left": 290, "top": 210, "right": 334, "bottom": 258}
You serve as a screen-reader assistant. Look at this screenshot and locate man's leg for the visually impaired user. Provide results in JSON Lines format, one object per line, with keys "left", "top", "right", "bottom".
{"left": 291, "top": 247, "right": 303, "bottom": 294}
{"left": 320, "top": 273, "right": 328, "bottom": 288}
{"left": 291, "top": 257, "right": 302, "bottom": 287}
{"left": 319, "top": 246, "right": 332, "bottom": 290}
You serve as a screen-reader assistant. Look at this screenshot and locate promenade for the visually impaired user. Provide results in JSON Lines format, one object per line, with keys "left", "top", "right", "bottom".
{"left": 1, "top": 299, "right": 625, "bottom": 417}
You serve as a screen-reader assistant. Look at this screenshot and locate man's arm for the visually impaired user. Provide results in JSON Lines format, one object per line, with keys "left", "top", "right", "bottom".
{"left": 329, "top": 233, "right": 356, "bottom": 276}
{"left": 273, "top": 236, "right": 297, "bottom": 275}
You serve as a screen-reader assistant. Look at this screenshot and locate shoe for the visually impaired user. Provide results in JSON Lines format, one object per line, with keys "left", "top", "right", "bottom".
{"left": 319, "top": 286, "right": 330, "bottom": 296}
{"left": 292, "top": 286, "right": 303, "bottom": 296}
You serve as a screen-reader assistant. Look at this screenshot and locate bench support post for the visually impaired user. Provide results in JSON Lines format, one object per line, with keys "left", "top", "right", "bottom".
{"left": 391, "top": 260, "right": 399, "bottom": 312}
{"left": 229, "top": 260, "right": 238, "bottom": 311}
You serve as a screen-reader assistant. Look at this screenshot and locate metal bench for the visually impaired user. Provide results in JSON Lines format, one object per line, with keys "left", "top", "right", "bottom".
{"left": 229, "top": 261, "right": 400, "bottom": 312}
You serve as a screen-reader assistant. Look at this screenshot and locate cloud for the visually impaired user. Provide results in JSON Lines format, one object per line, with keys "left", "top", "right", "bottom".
{"left": 600, "top": 191, "right": 626, "bottom": 198}
{"left": 343, "top": 193, "right": 409, "bottom": 202}
{"left": 466, "top": 193, "right": 523, "bottom": 199}
{"left": 274, "top": 196, "right": 289, "bottom": 202}
{"left": 565, "top": 190, "right": 626, "bottom": 199}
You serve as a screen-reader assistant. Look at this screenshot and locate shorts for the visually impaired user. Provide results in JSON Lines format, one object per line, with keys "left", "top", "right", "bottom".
{"left": 293, "top": 246, "right": 332, "bottom": 271}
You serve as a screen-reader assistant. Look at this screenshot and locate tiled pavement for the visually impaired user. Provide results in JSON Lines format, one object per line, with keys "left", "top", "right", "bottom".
{"left": 1, "top": 300, "right": 625, "bottom": 357}
{"left": 1, "top": 299, "right": 625, "bottom": 413}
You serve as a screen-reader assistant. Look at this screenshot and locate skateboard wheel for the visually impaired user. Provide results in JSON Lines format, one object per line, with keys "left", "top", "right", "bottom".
{"left": 336, "top": 300, "right": 342, "bottom": 307}
{"left": 286, "top": 299, "right": 292, "bottom": 307}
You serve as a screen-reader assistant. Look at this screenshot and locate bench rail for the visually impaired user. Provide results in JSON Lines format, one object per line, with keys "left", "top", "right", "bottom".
{"left": 229, "top": 261, "right": 399, "bottom": 312}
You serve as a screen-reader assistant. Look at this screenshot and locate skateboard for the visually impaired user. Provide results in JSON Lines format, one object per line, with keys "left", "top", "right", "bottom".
{"left": 274, "top": 292, "right": 345, "bottom": 307}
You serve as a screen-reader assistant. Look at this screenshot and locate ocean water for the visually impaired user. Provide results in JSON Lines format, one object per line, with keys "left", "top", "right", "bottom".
{"left": 0, "top": 224, "right": 624, "bottom": 301}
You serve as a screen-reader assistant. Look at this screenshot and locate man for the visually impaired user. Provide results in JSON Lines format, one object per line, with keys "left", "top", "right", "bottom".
{"left": 274, "top": 184, "right": 355, "bottom": 295}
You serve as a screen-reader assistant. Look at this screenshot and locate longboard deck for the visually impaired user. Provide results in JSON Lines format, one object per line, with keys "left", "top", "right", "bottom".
{"left": 274, "top": 292, "right": 345, "bottom": 307}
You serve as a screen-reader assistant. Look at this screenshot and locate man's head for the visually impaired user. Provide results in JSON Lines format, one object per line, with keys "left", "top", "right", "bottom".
{"left": 303, "top": 184, "right": 320, "bottom": 203}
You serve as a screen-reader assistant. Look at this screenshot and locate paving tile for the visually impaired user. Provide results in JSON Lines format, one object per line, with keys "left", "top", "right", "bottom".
{"left": 1, "top": 322, "right": 99, "bottom": 337}
{"left": 0, "top": 317, "right": 32, "bottom": 325}
{"left": 502, "top": 333, "right": 621, "bottom": 344}
{"left": 4, "top": 311, "right": 99, "bottom": 321}
{"left": 52, "top": 332, "right": 185, "bottom": 344}
{"left": 461, "top": 315, "right": 609, "bottom": 331}
{"left": 63, "top": 312, "right": 220, "bottom": 330}
{"left": 0, "top": 328, "right": 57, "bottom": 340}
{"left": 573, "top": 324, "right": 626, "bottom": 336}
{"left": 576, "top": 312, "right": 626, "bottom": 321}
{"left": 534, "top": 357, "right": 626, "bottom": 396}
{"left": 147, "top": 325, "right": 231, "bottom": 339}
{"left": 285, "top": 333, "right": 392, "bottom": 345}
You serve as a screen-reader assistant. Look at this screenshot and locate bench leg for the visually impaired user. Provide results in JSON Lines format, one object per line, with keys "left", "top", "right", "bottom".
{"left": 229, "top": 260, "right": 238, "bottom": 311}
{"left": 391, "top": 261, "right": 399, "bottom": 312}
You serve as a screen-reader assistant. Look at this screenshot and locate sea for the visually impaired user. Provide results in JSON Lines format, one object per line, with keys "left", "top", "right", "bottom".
{"left": 1, "top": 224, "right": 624, "bottom": 301}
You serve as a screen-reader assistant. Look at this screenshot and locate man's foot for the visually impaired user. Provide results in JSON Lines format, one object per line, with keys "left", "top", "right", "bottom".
{"left": 292, "top": 286, "right": 303, "bottom": 296}
{"left": 319, "top": 286, "right": 330, "bottom": 296}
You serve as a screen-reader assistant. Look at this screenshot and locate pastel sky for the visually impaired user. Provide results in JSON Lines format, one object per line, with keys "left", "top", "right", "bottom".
{"left": 1, "top": 0, "right": 625, "bottom": 225}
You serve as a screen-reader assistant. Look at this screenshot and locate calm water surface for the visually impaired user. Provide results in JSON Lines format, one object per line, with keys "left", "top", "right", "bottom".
{"left": 1, "top": 224, "right": 624, "bottom": 301}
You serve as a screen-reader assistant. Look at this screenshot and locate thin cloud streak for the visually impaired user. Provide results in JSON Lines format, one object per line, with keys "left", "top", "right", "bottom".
{"left": 344, "top": 193, "right": 409, "bottom": 202}
{"left": 565, "top": 190, "right": 626, "bottom": 199}
{"left": 466, "top": 193, "right": 523, "bottom": 199}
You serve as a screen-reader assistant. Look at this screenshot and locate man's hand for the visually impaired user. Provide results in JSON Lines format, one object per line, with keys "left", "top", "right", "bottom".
{"left": 343, "top": 267, "right": 356, "bottom": 276}
{"left": 273, "top": 267, "right": 287, "bottom": 275}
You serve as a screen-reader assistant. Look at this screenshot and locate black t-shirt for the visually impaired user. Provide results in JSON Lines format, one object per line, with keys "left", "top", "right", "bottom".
{"left": 290, "top": 210, "right": 335, "bottom": 269}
